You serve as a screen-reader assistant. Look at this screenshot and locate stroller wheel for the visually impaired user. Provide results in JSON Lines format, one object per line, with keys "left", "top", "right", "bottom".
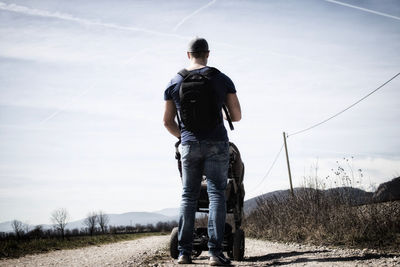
{"left": 169, "top": 227, "right": 179, "bottom": 259}
{"left": 193, "top": 249, "right": 202, "bottom": 257}
{"left": 227, "top": 250, "right": 234, "bottom": 259}
{"left": 233, "top": 229, "right": 245, "bottom": 261}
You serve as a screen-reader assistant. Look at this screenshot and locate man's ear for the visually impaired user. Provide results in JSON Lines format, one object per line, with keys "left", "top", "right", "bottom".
{"left": 206, "top": 51, "right": 210, "bottom": 58}
{"left": 187, "top": 52, "right": 191, "bottom": 59}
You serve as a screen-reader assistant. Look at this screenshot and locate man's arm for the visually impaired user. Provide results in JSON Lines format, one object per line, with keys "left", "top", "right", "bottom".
{"left": 225, "top": 93, "right": 242, "bottom": 122}
{"left": 163, "top": 100, "right": 181, "bottom": 138}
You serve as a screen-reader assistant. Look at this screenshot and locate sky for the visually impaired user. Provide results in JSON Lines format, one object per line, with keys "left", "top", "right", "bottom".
{"left": 0, "top": 0, "right": 399, "bottom": 225}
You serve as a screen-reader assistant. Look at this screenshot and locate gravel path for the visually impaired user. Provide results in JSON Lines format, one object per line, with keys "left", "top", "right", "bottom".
{"left": 0, "top": 235, "right": 169, "bottom": 267}
{"left": 1, "top": 235, "right": 399, "bottom": 266}
{"left": 157, "top": 239, "right": 399, "bottom": 266}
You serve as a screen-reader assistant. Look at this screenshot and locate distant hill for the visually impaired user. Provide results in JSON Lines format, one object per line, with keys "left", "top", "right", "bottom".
{"left": 244, "top": 189, "right": 289, "bottom": 213}
{"left": 244, "top": 187, "right": 374, "bottom": 214}
{"left": 1, "top": 184, "right": 385, "bottom": 233}
{"left": 153, "top": 208, "right": 180, "bottom": 217}
{"left": 372, "top": 176, "right": 400, "bottom": 202}
{"left": 0, "top": 211, "right": 179, "bottom": 233}
{"left": 66, "top": 211, "right": 178, "bottom": 230}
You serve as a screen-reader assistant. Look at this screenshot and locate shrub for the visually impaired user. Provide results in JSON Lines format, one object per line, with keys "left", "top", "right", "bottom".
{"left": 244, "top": 158, "right": 400, "bottom": 250}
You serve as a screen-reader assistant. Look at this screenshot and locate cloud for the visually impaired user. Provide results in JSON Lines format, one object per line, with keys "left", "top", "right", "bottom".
{"left": 0, "top": 1, "right": 354, "bottom": 70}
{"left": 0, "top": 1, "right": 189, "bottom": 39}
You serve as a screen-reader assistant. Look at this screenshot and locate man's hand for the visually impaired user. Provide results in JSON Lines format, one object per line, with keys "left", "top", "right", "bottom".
{"left": 163, "top": 100, "right": 181, "bottom": 138}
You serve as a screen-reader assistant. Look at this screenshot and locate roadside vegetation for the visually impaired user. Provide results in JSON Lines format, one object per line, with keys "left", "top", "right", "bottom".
{"left": 244, "top": 158, "right": 400, "bottom": 251}
{"left": 1, "top": 210, "right": 177, "bottom": 259}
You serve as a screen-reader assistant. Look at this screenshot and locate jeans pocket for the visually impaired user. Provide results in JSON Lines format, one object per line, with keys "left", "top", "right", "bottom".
{"left": 214, "top": 142, "right": 229, "bottom": 160}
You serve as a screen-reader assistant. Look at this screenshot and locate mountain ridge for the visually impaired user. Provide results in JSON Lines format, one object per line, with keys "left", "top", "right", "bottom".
{"left": 0, "top": 211, "right": 179, "bottom": 233}
{"left": 0, "top": 186, "right": 380, "bottom": 233}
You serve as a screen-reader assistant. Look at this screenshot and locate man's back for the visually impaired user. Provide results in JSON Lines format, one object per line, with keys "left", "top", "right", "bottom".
{"left": 164, "top": 66, "right": 236, "bottom": 144}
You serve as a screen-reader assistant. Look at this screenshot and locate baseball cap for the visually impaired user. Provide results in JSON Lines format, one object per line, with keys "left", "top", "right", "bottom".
{"left": 187, "top": 37, "right": 209, "bottom": 53}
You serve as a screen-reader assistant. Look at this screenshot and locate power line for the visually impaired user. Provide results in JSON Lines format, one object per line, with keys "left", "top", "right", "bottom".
{"left": 248, "top": 143, "right": 284, "bottom": 194}
{"left": 288, "top": 72, "right": 400, "bottom": 137}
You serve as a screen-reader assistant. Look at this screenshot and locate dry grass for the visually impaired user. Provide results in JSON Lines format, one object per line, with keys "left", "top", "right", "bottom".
{"left": 244, "top": 159, "right": 400, "bottom": 251}
{"left": 244, "top": 187, "right": 400, "bottom": 250}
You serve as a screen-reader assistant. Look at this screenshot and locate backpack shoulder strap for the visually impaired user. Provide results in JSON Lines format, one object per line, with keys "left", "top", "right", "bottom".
{"left": 178, "top": 67, "right": 220, "bottom": 78}
{"left": 204, "top": 67, "right": 234, "bottom": 131}
{"left": 175, "top": 69, "right": 190, "bottom": 132}
{"left": 203, "top": 67, "right": 220, "bottom": 77}
{"left": 223, "top": 104, "right": 234, "bottom": 131}
{"left": 178, "top": 69, "right": 190, "bottom": 78}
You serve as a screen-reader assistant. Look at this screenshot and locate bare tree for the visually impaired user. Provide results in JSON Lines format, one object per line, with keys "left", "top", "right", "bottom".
{"left": 29, "top": 225, "right": 44, "bottom": 239}
{"left": 84, "top": 212, "right": 98, "bottom": 236}
{"left": 11, "top": 220, "right": 24, "bottom": 239}
{"left": 51, "top": 208, "right": 69, "bottom": 239}
{"left": 97, "top": 211, "right": 109, "bottom": 234}
{"left": 24, "top": 223, "right": 30, "bottom": 234}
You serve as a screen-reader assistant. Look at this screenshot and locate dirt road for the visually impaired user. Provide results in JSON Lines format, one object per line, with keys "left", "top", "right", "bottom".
{"left": 1, "top": 235, "right": 398, "bottom": 266}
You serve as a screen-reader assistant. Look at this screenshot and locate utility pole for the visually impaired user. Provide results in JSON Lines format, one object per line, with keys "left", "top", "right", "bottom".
{"left": 283, "top": 132, "right": 294, "bottom": 196}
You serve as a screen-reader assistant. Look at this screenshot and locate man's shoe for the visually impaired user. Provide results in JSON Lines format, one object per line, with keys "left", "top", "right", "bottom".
{"left": 209, "top": 253, "right": 231, "bottom": 266}
{"left": 177, "top": 253, "right": 192, "bottom": 264}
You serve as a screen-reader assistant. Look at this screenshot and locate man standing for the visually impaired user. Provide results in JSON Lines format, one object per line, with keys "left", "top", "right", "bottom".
{"left": 163, "top": 37, "right": 241, "bottom": 265}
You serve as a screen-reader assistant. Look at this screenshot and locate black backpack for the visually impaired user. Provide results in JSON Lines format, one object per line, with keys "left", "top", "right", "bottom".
{"left": 177, "top": 67, "right": 233, "bottom": 132}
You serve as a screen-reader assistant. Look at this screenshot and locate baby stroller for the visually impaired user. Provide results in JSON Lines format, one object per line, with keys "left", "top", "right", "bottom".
{"left": 169, "top": 141, "right": 245, "bottom": 261}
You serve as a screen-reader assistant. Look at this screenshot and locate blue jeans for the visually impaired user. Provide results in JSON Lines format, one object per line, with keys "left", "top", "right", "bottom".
{"left": 178, "top": 141, "right": 229, "bottom": 257}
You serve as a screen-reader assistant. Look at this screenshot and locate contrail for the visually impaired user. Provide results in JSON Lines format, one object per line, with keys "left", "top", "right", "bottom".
{"left": 173, "top": 0, "right": 217, "bottom": 32}
{"left": 0, "top": 2, "right": 190, "bottom": 39}
{"left": 323, "top": 0, "right": 400, "bottom": 21}
{"left": 39, "top": 45, "right": 155, "bottom": 125}
{"left": 0, "top": 0, "right": 355, "bottom": 125}
{"left": 0, "top": 1, "right": 191, "bottom": 125}
{"left": 38, "top": 87, "right": 91, "bottom": 125}
{"left": 0, "top": 0, "right": 346, "bottom": 70}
